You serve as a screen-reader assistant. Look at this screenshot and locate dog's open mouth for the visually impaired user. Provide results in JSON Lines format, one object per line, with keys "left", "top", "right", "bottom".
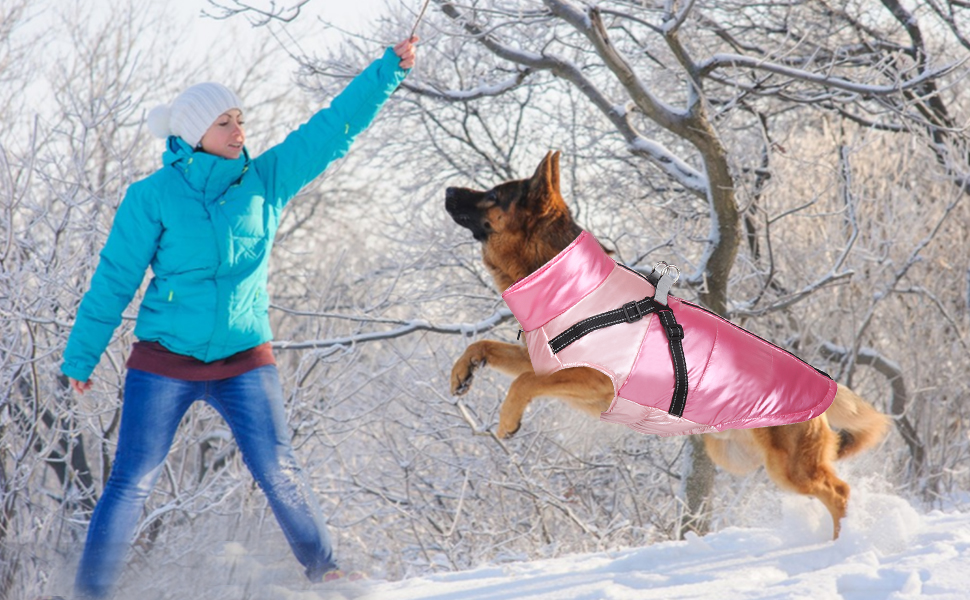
{"left": 451, "top": 215, "right": 487, "bottom": 240}
{"left": 452, "top": 215, "right": 488, "bottom": 241}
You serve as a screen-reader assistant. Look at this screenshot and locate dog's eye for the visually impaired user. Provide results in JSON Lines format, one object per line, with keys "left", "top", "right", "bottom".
{"left": 479, "top": 192, "right": 498, "bottom": 209}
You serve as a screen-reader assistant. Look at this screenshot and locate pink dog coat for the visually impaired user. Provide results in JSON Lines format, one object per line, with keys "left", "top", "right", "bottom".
{"left": 501, "top": 231, "right": 837, "bottom": 437}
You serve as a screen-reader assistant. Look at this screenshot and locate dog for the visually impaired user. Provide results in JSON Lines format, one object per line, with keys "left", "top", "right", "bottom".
{"left": 445, "top": 151, "right": 890, "bottom": 538}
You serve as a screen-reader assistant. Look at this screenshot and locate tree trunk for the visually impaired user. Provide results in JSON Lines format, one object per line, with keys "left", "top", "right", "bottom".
{"left": 678, "top": 435, "right": 718, "bottom": 538}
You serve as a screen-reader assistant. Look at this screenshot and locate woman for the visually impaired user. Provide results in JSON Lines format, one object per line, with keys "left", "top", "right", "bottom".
{"left": 61, "top": 38, "right": 417, "bottom": 599}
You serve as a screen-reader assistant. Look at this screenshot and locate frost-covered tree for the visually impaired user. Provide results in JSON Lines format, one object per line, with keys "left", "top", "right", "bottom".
{"left": 4, "top": 0, "right": 970, "bottom": 596}
{"left": 280, "top": 0, "right": 970, "bottom": 538}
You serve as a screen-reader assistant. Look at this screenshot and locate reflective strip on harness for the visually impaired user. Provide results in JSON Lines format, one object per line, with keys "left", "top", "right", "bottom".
{"left": 548, "top": 296, "right": 661, "bottom": 354}
{"left": 548, "top": 296, "right": 689, "bottom": 417}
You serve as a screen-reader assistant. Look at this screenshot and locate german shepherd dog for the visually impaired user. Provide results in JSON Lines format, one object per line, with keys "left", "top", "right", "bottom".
{"left": 445, "top": 151, "right": 889, "bottom": 538}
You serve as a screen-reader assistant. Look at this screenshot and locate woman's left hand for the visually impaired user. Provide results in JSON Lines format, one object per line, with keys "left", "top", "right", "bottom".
{"left": 394, "top": 37, "right": 418, "bottom": 69}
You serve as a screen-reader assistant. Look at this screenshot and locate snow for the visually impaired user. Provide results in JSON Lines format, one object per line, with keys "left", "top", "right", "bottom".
{"left": 626, "top": 137, "right": 708, "bottom": 195}
{"left": 114, "top": 488, "right": 969, "bottom": 600}
{"left": 359, "top": 493, "right": 968, "bottom": 600}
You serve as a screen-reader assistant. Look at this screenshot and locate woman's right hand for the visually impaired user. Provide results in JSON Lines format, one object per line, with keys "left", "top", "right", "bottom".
{"left": 394, "top": 36, "right": 418, "bottom": 69}
{"left": 69, "top": 377, "right": 93, "bottom": 395}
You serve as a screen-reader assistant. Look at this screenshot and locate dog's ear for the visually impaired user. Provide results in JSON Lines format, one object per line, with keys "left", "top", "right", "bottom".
{"left": 527, "top": 151, "right": 563, "bottom": 208}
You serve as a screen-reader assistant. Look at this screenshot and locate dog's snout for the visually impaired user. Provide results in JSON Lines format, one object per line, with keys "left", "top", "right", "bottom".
{"left": 445, "top": 186, "right": 489, "bottom": 239}
{"left": 445, "top": 187, "right": 465, "bottom": 215}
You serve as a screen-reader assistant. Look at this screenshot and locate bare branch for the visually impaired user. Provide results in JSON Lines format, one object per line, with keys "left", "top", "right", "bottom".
{"left": 203, "top": 0, "right": 310, "bottom": 25}
{"left": 401, "top": 69, "right": 534, "bottom": 101}
{"left": 701, "top": 53, "right": 965, "bottom": 96}
{"left": 661, "top": 0, "right": 698, "bottom": 37}
{"left": 274, "top": 308, "right": 514, "bottom": 351}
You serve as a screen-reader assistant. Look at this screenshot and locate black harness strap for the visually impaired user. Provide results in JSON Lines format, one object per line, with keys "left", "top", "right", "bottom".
{"left": 548, "top": 296, "right": 661, "bottom": 354}
{"left": 656, "top": 307, "right": 688, "bottom": 417}
{"left": 547, "top": 296, "right": 689, "bottom": 418}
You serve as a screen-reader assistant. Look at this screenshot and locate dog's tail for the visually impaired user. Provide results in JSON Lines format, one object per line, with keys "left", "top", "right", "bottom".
{"left": 826, "top": 384, "right": 891, "bottom": 460}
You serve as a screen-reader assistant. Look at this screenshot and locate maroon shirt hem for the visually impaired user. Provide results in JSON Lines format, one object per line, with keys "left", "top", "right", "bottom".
{"left": 126, "top": 341, "right": 276, "bottom": 381}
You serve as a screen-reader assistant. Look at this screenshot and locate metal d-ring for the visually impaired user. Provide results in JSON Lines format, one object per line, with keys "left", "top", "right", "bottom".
{"left": 653, "top": 262, "right": 680, "bottom": 306}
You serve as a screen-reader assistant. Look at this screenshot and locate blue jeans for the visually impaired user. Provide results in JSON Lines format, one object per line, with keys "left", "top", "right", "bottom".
{"left": 74, "top": 366, "right": 334, "bottom": 599}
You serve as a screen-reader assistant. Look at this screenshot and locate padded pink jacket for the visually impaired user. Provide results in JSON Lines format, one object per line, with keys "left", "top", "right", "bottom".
{"left": 502, "top": 231, "right": 837, "bottom": 437}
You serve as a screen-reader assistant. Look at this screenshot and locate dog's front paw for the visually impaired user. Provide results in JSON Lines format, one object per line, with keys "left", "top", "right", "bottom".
{"left": 496, "top": 402, "right": 524, "bottom": 439}
{"left": 495, "top": 419, "right": 521, "bottom": 439}
{"left": 451, "top": 344, "right": 487, "bottom": 396}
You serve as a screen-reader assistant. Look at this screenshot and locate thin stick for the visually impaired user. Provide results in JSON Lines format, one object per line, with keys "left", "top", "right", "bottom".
{"left": 410, "top": 0, "right": 431, "bottom": 38}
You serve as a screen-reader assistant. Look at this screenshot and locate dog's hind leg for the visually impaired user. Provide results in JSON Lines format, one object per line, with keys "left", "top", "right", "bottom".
{"left": 703, "top": 430, "right": 763, "bottom": 476}
{"left": 497, "top": 367, "right": 613, "bottom": 438}
{"left": 752, "top": 421, "right": 850, "bottom": 539}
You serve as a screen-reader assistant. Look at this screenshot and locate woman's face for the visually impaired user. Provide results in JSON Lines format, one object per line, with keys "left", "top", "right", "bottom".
{"left": 199, "top": 109, "right": 245, "bottom": 159}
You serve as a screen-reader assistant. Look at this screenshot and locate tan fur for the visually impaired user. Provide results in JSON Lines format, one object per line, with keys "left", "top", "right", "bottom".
{"left": 446, "top": 151, "right": 890, "bottom": 539}
{"left": 825, "top": 385, "right": 891, "bottom": 459}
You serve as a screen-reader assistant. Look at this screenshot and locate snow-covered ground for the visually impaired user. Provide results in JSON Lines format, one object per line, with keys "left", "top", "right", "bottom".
{"left": 134, "top": 488, "right": 968, "bottom": 600}
{"left": 363, "top": 498, "right": 968, "bottom": 600}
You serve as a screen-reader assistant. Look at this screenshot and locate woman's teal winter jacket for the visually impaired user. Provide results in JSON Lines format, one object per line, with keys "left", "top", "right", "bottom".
{"left": 61, "top": 48, "right": 408, "bottom": 382}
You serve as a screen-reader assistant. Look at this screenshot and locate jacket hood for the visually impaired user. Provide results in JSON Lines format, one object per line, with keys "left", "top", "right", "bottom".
{"left": 162, "top": 135, "right": 251, "bottom": 196}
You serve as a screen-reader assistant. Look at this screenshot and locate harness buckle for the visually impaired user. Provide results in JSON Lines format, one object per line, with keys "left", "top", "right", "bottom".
{"left": 622, "top": 301, "right": 643, "bottom": 323}
{"left": 666, "top": 323, "right": 685, "bottom": 341}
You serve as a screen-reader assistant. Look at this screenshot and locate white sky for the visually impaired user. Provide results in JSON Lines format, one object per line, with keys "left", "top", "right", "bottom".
{"left": 14, "top": 0, "right": 413, "bottom": 138}
{"left": 162, "top": 0, "right": 393, "bottom": 61}
{"left": 30, "top": 0, "right": 398, "bottom": 68}
{"left": 171, "top": 0, "right": 387, "bottom": 30}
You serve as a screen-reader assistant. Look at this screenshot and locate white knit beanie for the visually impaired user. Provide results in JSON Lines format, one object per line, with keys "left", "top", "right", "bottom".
{"left": 146, "top": 82, "right": 243, "bottom": 148}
